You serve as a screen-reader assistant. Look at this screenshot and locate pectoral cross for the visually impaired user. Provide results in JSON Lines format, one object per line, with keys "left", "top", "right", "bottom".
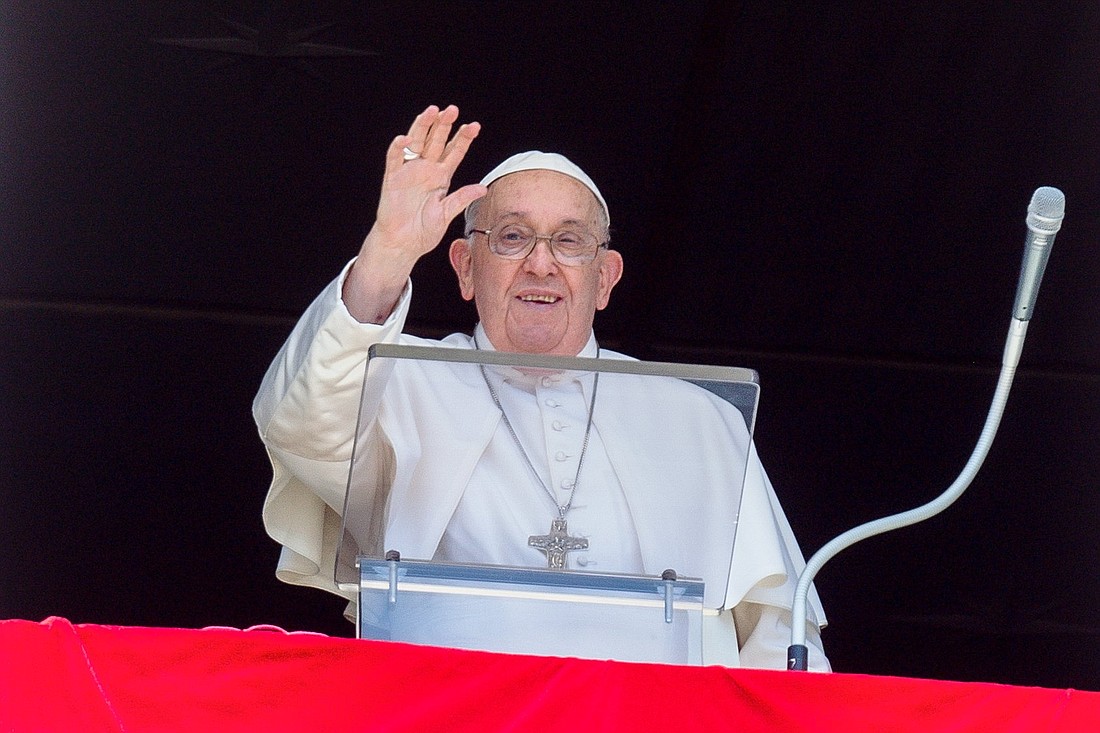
{"left": 528, "top": 518, "right": 588, "bottom": 569}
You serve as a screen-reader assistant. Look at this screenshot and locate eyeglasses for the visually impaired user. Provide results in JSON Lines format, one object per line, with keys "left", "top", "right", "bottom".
{"left": 466, "top": 223, "right": 608, "bottom": 266}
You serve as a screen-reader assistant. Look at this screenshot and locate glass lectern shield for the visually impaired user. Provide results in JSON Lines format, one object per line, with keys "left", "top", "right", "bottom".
{"left": 337, "top": 343, "right": 759, "bottom": 664}
{"left": 358, "top": 558, "right": 707, "bottom": 664}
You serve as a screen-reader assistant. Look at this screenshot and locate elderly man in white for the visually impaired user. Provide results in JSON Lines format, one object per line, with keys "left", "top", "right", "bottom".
{"left": 254, "top": 104, "right": 829, "bottom": 670}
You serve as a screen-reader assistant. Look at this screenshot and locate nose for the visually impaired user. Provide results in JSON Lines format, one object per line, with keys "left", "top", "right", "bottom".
{"left": 522, "top": 236, "right": 560, "bottom": 276}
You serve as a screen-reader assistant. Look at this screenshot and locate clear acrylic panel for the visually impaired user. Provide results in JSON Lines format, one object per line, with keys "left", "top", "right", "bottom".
{"left": 336, "top": 344, "right": 759, "bottom": 617}
{"left": 358, "top": 558, "right": 707, "bottom": 664}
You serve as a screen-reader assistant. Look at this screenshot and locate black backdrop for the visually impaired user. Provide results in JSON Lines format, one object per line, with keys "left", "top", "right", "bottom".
{"left": 3, "top": 2, "right": 1099, "bottom": 690}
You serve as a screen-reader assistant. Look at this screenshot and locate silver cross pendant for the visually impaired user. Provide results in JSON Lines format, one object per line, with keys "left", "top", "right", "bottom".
{"left": 528, "top": 518, "right": 588, "bottom": 569}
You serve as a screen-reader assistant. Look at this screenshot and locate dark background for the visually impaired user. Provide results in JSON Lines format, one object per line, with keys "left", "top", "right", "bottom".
{"left": 3, "top": 2, "right": 1098, "bottom": 690}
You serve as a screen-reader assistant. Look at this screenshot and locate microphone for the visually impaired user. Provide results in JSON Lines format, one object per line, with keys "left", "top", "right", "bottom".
{"left": 1013, "top": 186, "right": 1065, "bottom": 322}
{"left": 786, "top": 186, "right": 1066, "bottom": 671}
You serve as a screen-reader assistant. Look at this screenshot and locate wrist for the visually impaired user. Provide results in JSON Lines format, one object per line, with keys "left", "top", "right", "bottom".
{"left": 342, "top": 255, "right": 409, "bottom": 325}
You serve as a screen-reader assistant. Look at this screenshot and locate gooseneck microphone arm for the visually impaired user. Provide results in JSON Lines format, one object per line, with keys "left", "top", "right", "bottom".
{"left": 786, "top": 187, "right": 1066, "bottom": 671}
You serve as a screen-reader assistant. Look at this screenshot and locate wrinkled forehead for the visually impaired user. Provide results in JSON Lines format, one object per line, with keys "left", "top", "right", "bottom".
{"left": 475, "top": 150, "right": 610, "bottom": 225}
{"left": 479, "top": 169, "right": 604, "bottom": 227}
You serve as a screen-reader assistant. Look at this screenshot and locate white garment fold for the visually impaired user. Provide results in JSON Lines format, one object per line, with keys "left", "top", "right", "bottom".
{"left": 254, "top": 259, "right": 830, "bottom": 670}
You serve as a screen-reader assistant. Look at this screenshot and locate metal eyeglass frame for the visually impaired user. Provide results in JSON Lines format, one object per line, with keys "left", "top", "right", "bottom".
{"left": 466, "top": 227, "right": 609, "bottom": 266}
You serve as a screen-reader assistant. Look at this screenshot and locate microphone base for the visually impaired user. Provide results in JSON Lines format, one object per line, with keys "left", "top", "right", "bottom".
{"left": 787, "top": 644, "right": 809, "bottom": 671}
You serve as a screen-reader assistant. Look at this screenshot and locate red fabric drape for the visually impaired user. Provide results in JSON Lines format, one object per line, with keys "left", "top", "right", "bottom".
{"left": 1, "top": 617, "right": 1097, "bottom": 732}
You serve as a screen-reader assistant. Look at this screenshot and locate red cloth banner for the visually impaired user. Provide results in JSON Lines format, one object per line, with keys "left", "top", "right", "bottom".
{"left": 1, "top": 617, "right": 1097, "bottom": 732}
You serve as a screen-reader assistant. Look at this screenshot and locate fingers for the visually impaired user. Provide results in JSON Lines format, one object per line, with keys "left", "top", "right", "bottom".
{"left": 383, "top": 134, "right": 411, "bottom": 178}
{"left": 383, "top": 106, "right": 437, "bottom": 174}
{"left": 383, "top": 105, "right": 480, "bottom": 185}
{"left": 374, "top": 106, "right": 483, "bottom": 250}
{"left": 440, "top": 121, "right": 481, "bottom": 168}
{"left": 422, "top": 105, "right": 459, "bottom": 159}
{"left": 403, "top": 105, "right": 440, "bottom": 152}
{"left": 399, "top": 105, "right": 476, "bottom": 162}
{"left": 442, "top": 183, "right": 489, "bottom": 224}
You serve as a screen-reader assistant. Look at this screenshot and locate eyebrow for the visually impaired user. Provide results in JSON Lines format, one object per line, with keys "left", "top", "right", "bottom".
{"left": 494, "top": 212, "right": 593, "bottom": 228}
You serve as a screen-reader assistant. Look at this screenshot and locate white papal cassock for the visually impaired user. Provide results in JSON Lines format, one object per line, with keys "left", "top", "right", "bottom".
{"left": 254, "top": 260, "right": 829, "bottom": 670}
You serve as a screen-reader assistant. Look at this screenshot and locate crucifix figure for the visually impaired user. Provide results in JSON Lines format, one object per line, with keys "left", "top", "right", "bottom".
{"left": 528, "top": 518, "right": 589, "bottom": 569}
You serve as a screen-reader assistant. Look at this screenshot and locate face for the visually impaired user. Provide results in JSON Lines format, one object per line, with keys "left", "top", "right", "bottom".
{"left": 449, "top": 169, "right": 623, "bottom": 356}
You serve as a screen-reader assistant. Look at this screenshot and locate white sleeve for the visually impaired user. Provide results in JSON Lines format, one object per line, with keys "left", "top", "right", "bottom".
{"left": 734, "top": 602, "right": 831, "bottom": 671}
{"left": 719, "top": 443, "right": 830, "bottom": 669}
{"left": 725, "top": 444, "right": 827, "bottom": 625}
{"left": 252, "top": 259, "right": 412, "bottom": 597}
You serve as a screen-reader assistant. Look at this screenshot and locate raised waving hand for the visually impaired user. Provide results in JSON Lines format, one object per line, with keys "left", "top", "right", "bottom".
{"left": 344, "top": 105, "right": 487, "bottom": 323}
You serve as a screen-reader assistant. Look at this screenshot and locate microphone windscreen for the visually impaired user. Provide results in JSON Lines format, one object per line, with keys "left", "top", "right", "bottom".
{"left": 1026, "top": 186, "right": 1066, "bottom": 234}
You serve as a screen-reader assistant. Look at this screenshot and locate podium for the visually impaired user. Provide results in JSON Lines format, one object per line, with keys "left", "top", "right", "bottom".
{"left": 336, "top": 343, "right": 760, "bottom": 665}
{"left": 357, "top": 557, "right": 707, "bottom": 664}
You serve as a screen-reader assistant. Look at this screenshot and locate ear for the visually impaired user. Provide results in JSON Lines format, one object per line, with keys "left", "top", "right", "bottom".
{"left": 449, "top": 238, "right": 476, "bottom": 301}
{"left": 595, "top": 249, "right": 624, "bottom": 310}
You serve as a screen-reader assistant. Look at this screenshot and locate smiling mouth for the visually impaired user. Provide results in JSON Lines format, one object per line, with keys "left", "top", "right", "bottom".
{"left": 519, "top": 294, "right": 561, "bottom": 304}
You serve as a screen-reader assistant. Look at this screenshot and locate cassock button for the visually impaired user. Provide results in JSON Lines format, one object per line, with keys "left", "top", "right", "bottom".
{"left": 555, "top": 451, "right": 568, "bottom": 461}
{"left": 540, "top": 376, "right": 555, "bottom": 388}
{"left": 551, "top": 420, "right": 565, "bottom": 431}
{"left": 545, "top": 398, "right": 560, "bottom": 408}
{"left": 560, "top": 478, "right": 575, "bottom": 489}
{"left": 576, "top": 555, "right": 590, "bottom": 567}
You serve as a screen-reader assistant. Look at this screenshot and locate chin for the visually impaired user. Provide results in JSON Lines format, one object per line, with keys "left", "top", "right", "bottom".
{"left": 507, "top": 330, "right": 570, "bottom": 355}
